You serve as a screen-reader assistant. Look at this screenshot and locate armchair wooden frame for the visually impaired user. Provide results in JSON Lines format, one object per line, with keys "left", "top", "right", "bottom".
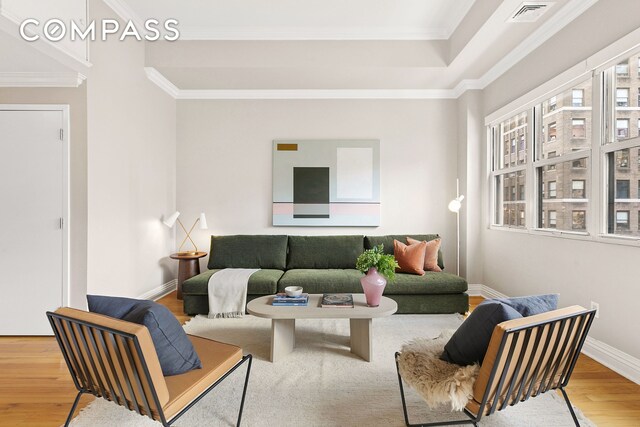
{"left": 47, "top": 310, "right": 252, "bottom": 427}
{"left": 395, "top": 307, "right": 596, "bottom": 427}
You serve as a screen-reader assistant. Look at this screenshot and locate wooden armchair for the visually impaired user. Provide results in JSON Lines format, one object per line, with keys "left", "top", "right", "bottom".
{"left": 47, "top": 307, "right": 252, "bottom": 427}
{"left": 395, "top": 305, "right": 596, "bottom": 427}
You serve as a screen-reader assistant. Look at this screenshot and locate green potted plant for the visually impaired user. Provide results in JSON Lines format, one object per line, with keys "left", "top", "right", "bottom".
{"left": 356, "top": 244, "right": 399, "bottom": 307}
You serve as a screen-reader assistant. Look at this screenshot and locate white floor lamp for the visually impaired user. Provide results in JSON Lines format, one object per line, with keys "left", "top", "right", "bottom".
{"left": 448, "top": 179, "right": 465, "bottom": 276}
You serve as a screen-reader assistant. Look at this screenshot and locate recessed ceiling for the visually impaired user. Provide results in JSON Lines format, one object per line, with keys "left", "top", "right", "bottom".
{"left": 119, "top": 0, "right": 476, "bottom": 40}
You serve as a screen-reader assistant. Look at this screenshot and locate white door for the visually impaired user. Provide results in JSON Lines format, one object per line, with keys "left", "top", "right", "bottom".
{"left": 0, "top": 108, "right": 67, "bottom": 335}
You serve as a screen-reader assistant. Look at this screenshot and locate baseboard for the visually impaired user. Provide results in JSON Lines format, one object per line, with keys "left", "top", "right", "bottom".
{"left": 472, "top": 283, "right": 640, "bottom": 385}
{"left": 582, "top": 337, "right": 640, "bottom": 385}
{"left": 137, "top": 279, "right": 177, "bottom": 301}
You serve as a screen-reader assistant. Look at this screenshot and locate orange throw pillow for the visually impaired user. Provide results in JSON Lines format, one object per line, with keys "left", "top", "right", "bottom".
{"left": 393, "top": 239, "right": 426, "bottom": 275}
{"left": 407, "top": 237, "right": 442, "bottom": 272}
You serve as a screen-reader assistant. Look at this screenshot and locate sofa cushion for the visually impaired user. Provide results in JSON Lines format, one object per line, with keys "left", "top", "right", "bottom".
{"left": 208, "top": 235, "right": 288, "bottom": 269}
{"left": 287, "top": 235, "right": 364, "bottom": 269}
{"left": 407, "top": 237, "right": 442, "bottom": 272}
{"left": 481, "top": 294, "right": 559, "bottom": 317}
{"left": 393, "top": 239, "right": 426, "bottom": 275}
{"left": 183, "top": 269, "right": 284, "bottom": 295}
{"left": 365, "top": 234, "right": 444, "bottom": 270}
{"left": 87, "top": 295, "right": 202, "bottom": 376}
{"left": 390, "top": 272, "right": 468, "bottom": 295}
{"left": 279, "top": 269, "right": 364, "bottom": 294}
{"left": 441, "top": 301, "right": 523, "bottom": 366}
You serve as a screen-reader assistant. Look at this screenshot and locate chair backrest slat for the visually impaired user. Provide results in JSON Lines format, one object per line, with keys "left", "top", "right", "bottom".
{"left": 47, "top": 310, "right": 169, "bottom": 422}
{"left": 471, "top": 306, "right": 596, "bottom": 417}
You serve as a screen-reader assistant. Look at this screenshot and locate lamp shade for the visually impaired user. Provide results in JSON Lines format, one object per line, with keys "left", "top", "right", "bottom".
{"left": 198, "top": 212, "right": 208, "bottom": 229}
{"left": 163, "top": 211, "right": 180, "bottom": 227}
{"left": 448, "top": 195, "right": 465, "bottom": 213}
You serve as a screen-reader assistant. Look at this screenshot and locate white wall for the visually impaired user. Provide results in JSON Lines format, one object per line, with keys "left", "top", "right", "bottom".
{"left": 0, "top": 85, "right": 88, "bottom": 308}
{"left": 480, "top": 0, "right": 640, "bottom": 359}
{"left": 176, "top": 99, "right": 460, "bottom": 270}
{"left": 86, "top": 0, "right": 176, "bottom": 298}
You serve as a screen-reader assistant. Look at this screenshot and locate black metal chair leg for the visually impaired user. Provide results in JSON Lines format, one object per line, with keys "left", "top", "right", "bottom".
{"left": 64, "top": 391, "right": 84, "bottom": 427}
{"left": 395, "top": 353, "right": 478, "bottom": 427}
{"left": 236, "top": 354, "right": 253, "bottom": 427}
{"left": 560, "top": 388, "right": 581, "bottom": 427}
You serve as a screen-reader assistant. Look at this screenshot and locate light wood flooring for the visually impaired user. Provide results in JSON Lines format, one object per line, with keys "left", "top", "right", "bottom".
{"left": 0, "top": 294, "right": 637, "bottom": 426}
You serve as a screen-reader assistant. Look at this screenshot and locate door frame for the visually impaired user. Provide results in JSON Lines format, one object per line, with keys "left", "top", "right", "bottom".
{"left": 0, "top": 104, "right": 70, "bottom": 307}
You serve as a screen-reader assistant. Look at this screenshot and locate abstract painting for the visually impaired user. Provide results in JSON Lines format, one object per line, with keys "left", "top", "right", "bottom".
{"left": 273, "top": 140, "right": 380, "bottom": 226}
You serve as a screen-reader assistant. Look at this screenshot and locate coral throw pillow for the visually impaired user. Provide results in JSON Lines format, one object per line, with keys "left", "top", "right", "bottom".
{"left": 407, "top": 236, "right": 442, "bottom": 272}
{"left": 393, "top": 239, "right": 427, "bottom": 275}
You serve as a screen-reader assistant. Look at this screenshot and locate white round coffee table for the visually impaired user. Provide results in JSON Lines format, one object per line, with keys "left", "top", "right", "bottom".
{"left": 247, "top": 293, "right": 397, "bottom": 362}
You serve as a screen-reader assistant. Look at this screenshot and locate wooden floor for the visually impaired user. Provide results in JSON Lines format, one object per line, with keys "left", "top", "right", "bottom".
{"left": 0, "top": 294, "right": 637, "bottom": 426}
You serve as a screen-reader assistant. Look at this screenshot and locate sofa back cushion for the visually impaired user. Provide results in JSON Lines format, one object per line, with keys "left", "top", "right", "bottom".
{"left": 365, "top": 234, "right": 444, "bottom": 270}
{"left": 287, "top": 235, "right": 364, "bottom": 269}
{"left": 208, "top": 235, "right": 288, "bottom": 269}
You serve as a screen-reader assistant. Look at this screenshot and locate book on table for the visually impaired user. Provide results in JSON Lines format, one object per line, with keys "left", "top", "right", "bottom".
{"left": 272, "top": 293, "right": 309, "bottom": 306}
{"left": 321, "top": 293, "right": 354, "bottom": 308}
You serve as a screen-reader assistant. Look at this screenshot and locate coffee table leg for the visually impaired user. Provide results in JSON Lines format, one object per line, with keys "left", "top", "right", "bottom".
{"left": 271, "top": 319, "right": 295, "bottom": 362}
{"left": 350, "top": 318, "right": 372, "bottom": 362}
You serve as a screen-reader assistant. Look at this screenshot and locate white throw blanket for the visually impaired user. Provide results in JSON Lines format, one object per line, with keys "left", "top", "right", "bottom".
{"left": 207, "top": 268, "right": 259, "bottom": 318}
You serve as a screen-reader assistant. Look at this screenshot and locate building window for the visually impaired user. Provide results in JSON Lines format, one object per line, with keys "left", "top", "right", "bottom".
{"left": 572, "top": 158, "right": 586, "bottom": 168}
{"left": 548, "top": 181, "right": 557, "bottom": 198}
{"left": 616, "top": 180, "right": 630, "bottom": 199}
{"left": 572, "top": 210, "right": 586, "bottom": 230}
{"left": 572, "top": 89, "right": 583, "bottom": 107}
{"left": 616, "top": 148, "right": 630, "bottom": 168}
{"left": 549, "top": 210, "right": 557, "bottom": 228}
{"left": 572, "top": 180, "right": 586, "bottom": 198}
{"left": 616, "top": 88, "right": 630, "bottom": 106}
{"left": 616, "top": 61, "right": 629, "bottom": 76}
{"left": 637, "top": 88, "right": 640, "bottom": 107}
{"left": 616, "top": 211, "right": 630, "bottom": 230}
{"left": 548, "top": 122, "right": 557, "bottom": 141}
{"left": 616, "top": 118, "right": 629, "bottom": 140}
{"left": 572, "top": 118, "right": 586, "bottom": 138}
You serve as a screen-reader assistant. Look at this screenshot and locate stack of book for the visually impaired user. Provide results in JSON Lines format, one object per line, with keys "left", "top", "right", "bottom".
{"left": 272, "top": 293, "right": 309, "bottom": 306}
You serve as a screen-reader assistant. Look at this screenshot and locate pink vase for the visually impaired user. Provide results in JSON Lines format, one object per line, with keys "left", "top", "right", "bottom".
{"left": 360, "top": 267, "right": 387, "bottom": 307}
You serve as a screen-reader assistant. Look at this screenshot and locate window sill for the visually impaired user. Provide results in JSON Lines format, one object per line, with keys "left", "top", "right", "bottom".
{"left": 488, "top": 225, "right": 640, "bottom": 247}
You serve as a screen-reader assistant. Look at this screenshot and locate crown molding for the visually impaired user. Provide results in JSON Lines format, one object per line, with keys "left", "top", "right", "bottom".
{"left": 176, "top": 88, "right": 458, "bottom": 100}
{"left": 102, "top": 0, "right": 145, "bottom": 28}
{"left": 144, "top": 67, "right": 180, "bottom": 97}
{"left": 178, "top": 27, "right": 451, "bottom": 41}
{"left": 0, "top": 72, "right": 87, "bottom": 87}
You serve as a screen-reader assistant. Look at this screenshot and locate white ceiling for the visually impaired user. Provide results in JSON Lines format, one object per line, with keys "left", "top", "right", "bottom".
{"left": 121, "top": 0, "right": 476, "bottom": 40}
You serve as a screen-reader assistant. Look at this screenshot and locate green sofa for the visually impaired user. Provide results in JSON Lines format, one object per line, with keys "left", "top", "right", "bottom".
{"left": 182, "top": 234, "right": 469, "bottom": 315}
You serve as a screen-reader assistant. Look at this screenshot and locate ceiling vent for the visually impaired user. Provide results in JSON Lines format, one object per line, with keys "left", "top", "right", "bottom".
{"left": 508, "top": 2, "right": 555, "bottom": 22}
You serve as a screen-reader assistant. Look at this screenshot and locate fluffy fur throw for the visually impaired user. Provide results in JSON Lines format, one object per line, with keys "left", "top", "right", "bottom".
{"left": 397, "top": 330, "right": 479, "bottom": 411}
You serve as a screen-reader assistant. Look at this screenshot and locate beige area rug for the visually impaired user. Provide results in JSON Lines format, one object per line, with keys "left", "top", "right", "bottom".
{"left": 68, "top": 314, "right": 595, "bottom": 427}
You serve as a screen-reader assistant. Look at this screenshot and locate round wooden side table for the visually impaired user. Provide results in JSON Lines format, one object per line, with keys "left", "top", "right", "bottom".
{"left": 170, "top": 252, "right": 207, "bottom": 300}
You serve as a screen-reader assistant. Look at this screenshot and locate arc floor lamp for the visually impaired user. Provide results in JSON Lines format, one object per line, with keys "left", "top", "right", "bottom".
{"left": 163, "top": 211, "right": 208, "bottom": 255}
{"left": 448, "top": 179, "right": 465, "bottom": 276}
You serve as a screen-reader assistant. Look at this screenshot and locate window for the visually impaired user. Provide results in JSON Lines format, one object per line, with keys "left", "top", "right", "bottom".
{"left": 637, "top": 88, "right": 640, "bottom": 107}
{"left": 572, "top": 89, "right": 583, "bottom": 107}
{"left": 616, "top": 180, "right": 630, "bottom": 199}
{"left": 548, "top": 96, "right": 557, "bottom": 111}
{"left": 638, "top": 180, "right": 640, "bottom": 198}
{"left": 549, "top": 210, "right": 557, "bottom": 228}
{"left": 548, "top": 181, "right": 557, "bottom": 198}
{"left": 491, "top": 112, "right": 528, "bottom": 228}
{"left": 616, "top": 119, "right": 629, "bottom": 140}
{"left": 572, "top": 211, "right": 586, "bottom": 230}
{"left": 572, "top": 119, "right": 586, "bottom": 138}
{"left": 616, "top": 211, "right": 630, "bottom": 231}
{"left": 572, "top": 180, "right": 586, "bottom": 198}
{"left": 548, "top": 122, "right": 557, "bottom": 141}
{"left": 616, "top": 88, "right": 630, "bottom": 106}
{"left": 616, "top": 148, "right": 630, "bottom": 168}
{"left": 572, "top": 158, "right": 586, "bottom": 168}
{"left": 616, "top": 61, "right": 629, "bottom": 76}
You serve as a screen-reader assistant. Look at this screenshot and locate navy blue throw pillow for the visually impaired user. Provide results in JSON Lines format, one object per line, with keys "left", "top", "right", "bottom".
{"left": 87, "top": 295, "right": 202, "bottom": 376}
{"left": 482, "top": 294, "right": 559, "bottom": 317}
{"left": 441, "top": 301, "right": 522, "bottom": 366}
